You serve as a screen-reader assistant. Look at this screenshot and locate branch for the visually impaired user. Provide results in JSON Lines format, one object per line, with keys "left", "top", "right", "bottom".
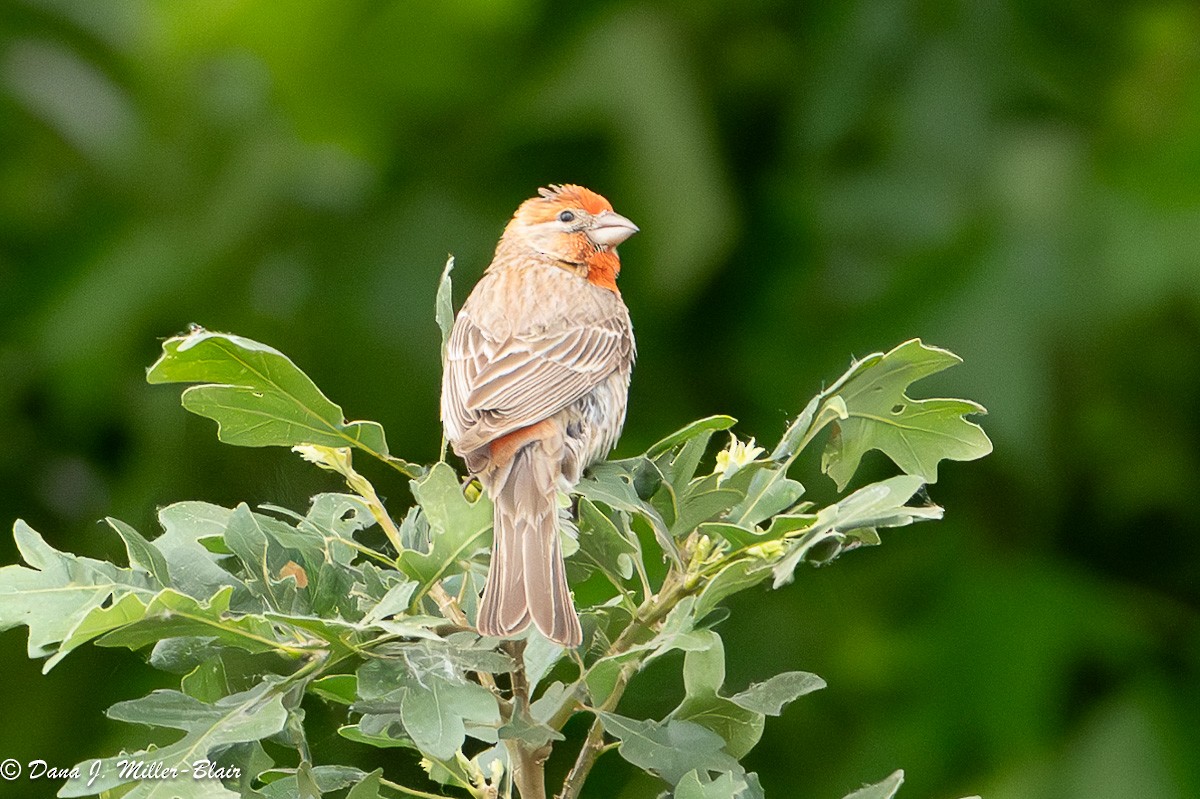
{"left": 503, "top": 640, "right": 550, "bottom": 799}
{"left": 554, "top": 576, "right": 689, "bottom": 798}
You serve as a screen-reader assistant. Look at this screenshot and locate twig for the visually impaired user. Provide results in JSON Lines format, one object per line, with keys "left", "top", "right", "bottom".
{"left": 380, "top": 777, "right": 456, "bottom": 799}
{"left": 503, "top": 640, "right": 550, "bottom": 799}
{"left": 554, "top": 576, "right": 689, "bottom": 798}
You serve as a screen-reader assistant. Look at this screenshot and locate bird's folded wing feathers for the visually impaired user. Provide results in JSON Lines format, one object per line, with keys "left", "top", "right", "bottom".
{"left": 443, "top": 312, "right": 629, "bottom": 453}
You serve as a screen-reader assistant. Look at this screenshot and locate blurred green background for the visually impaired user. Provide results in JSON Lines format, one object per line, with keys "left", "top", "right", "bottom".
{"left": 2, "top": 1, "right": 1199, "bottom": 797}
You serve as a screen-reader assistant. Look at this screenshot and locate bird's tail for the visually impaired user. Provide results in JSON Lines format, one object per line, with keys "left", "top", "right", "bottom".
{"left": 478, "top": 444, "right": 582, "bottom": 647}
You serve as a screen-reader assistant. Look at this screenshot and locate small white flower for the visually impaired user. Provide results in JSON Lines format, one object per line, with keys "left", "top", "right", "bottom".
{"left": 714, "top": 434, "right": 764, "bottom": 482}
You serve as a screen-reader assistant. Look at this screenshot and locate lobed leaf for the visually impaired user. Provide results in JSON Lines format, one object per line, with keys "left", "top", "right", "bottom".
{"left": 59, "top": 681, "right": 288, "bottom": 797}
{"left": 670, "top": 635, "right": 764, "bottom": 759}
{"left": 646, "top": 415, "right": 737, "bottom": 459}
{"left": 729, "top": 672, "right": 826, "bottom": 716}
{"left": 253, "top": 765, "right": 368, "bottom": 799}
{"left": 0, "top": 521, "right": 156, "bottom": 662}
{"left": 771, "top": 476, "right": 943, "bottom": 587}
{"left": 346, "top": 769, "right": 386, "bottom": 799}
{"left": 578, "top": 461, "right": 678, "bottom": 566}
{"left": 675, "top": 770, "right": 765, "bottom": 799}
{"left": 597, "top": 712, "right": 743, "bottom": 786}
{"left": 181, "top": 658, "right": 230, "bottom": 703}
{"left": 570, "top": 499, "right": 639, "bottom": 589}
{"left": 399, "top": 462, "right": 493, "bottom": 594}
{"left": 97, "top": 586, "right": 301, "bottom": 655}
{"left": 354, "top": 648, "right": 500, "bottom": 760}
{"left": 819, "top": 339, "right": 992, "bottom": 489}
{"left": 153, "top": 502, "right": 248, "bottom": 602}
{"left": 147, "top": 328, "right": 419, "bottom": 474}
{"left": 107, "top": 517, "right": 171, "bottom": 587}
{"left": 725, "top": 466, "right": 805, "bottom": 528}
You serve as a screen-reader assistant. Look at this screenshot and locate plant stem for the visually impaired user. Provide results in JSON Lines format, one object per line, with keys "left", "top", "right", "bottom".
{"left": 504, "top": 640, "right": 550, "bottom": 799}
{"left": 380, "top": 777, "right": 455, "bottom": 799}
{"left": 557, "top": 718, "right": 605, "bottom": 799}
{"left": 554, "top": 575, "right": 689, "bottom": 799}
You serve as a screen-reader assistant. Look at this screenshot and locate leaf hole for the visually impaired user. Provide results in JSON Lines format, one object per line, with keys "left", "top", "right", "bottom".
{"left": 891, "top": 404, "right": 905, "bottom": 415}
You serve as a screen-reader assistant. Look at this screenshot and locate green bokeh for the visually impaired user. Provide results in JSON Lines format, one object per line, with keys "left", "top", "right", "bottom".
{"left": 1, "top": 1, "right": 1197, "bottom": 797}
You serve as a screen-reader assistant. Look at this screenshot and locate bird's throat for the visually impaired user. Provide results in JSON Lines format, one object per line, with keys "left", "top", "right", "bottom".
{"left": 584, "top": 250, "right": 621, "bottom": 294}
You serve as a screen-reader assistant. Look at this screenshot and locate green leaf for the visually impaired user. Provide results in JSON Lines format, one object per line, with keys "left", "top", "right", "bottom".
{"left": 154, "top": 502, "right": 248, "bottom": 602}
{"left": 0, "top": 521, "right": 156, "bottom": 661}
{"left": 725, "top": 467, "right": 805, "bottom": 528}
{"left": 107, "top": 518, "right": 171, "bottom": 586}
{"left": 578, "top": 462, "right": 678, "bottom": 566}
{"left": 577, "top": 462, "right": 655, "bottom": 515}
{"left": 646, "top": 415, "right": 737, "bottom": 459}
{"left": 346, "top": 769, "right": 385, "bottom": 799}
{"left": 181, "top": 658, "right": 229, "bottom": 703}
{"left": 46, "top": 592, "right": 152, "bottom": 672}
{"left": 295, "top": 762, "right": 322, "bottom": 799}
{"left": 820, "top": 339, "right": 992, "bottom": 489}
{"left": 522, "top": 628, "right": 567, "bottom": 691}
{"left": 771, "top": 476, "right": 942, "bottom": 587}
{"left": 841, "top": 770, "right": 905, "bottom": 799}
{"left": 146, "top": 328, "right": 398, "bottom": 464}
{"left": 770, "top": 392, "right": 847, "bottom": 464}
{"left": 695, "top": 560, "right": 773, "bottom": 619}
{"left": 829, "top": 475, "right": 943, "bottom": 530}
{"left": 264, "top": 494, "right": 379, "bottom": 618}
{"left": 255, "top": 766, "right": 366, "bottom": 799}
{"left": 729, "top": 672, "right": 826, "bottom": 716}
{"left": 681, "top": 630, "right": 725, "bottom": 695}
{"left": 360, "top": 579, "right": 419, "bottom": 626}
{"left": 671, "top": 487, "right": 744, "bottom": 539}
{"left": 310, "top": 675, "right": 357, "bottom": 705}
{"left": 435, "top": 256, "right": 455, "bottom": 363}
{"left": 99, "top": 780, "right": 239, "bottom": 799}
{"left": 497, "top": 708, "right": 565, "bottom": 748}
{"left": 399, "top": 462, "right": 492, "bottom": 592}
{"left": 597, "top": 712, "right": 743, "bottom": 786}
{"left": 530, "top": 680, "right": 574, "bottom": 725}
{"left": 60, "top": 681, "right": 289, "bottom": 797}
{"left": 264, "top": 612, "right": 367, "bottom": 659}
{"left": 675, "top": 770, "right": 765, "bottom": 799}
{"left": 337, "top": 725, "right": 417, "bottom": 750}
{"left": 572, "top": 498, "right": 638, "bottom": 586}
{"left": 97, "top": 587, "right": 299, "bottom": 655}
{"left": 653, "top": 423, "right": 726, "bottom": 496}
{"left": 223, "top": 503, "right": 320, "bottom": 614}
{"left": 601, "top": 598, "right": 712, "bottom": 668}
{"left": 355, "top": 650, "right": 500, "bottom": 760}
{"left": 284, "top": 492, "right": 377, "bottom": 567}
{"left": 669, "top": 634, "right": 764, "bottom": 759}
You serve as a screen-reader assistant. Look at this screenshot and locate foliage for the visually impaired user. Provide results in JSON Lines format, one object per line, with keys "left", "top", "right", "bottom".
{"left": 0, "top": 273, "right": 990, "bottom": 798}
{"left": 5, "top": 3, "right": 1200, "bottom": 797}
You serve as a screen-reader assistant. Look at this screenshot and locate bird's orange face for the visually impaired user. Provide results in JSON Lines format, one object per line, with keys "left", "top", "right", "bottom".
{"left": 505, "top": 185, "right": 639, "bottom": 292}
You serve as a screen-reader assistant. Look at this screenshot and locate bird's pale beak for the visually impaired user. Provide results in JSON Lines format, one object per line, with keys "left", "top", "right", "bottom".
{"left": 587, "top": 211, "right": 639, "bottom": 248}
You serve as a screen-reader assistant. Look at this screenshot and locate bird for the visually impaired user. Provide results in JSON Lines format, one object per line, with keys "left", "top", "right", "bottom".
{"left": 440, "top": 185, "right": 638, "bottom": 647}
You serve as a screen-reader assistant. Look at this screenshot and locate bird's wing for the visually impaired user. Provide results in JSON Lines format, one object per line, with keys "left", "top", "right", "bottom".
{"left": 442, "top": 310, "right": 630, "bottom": 453}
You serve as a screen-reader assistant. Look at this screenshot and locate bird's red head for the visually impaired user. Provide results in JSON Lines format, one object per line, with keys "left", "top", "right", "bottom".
{"left": 504, "top": 184, "right": 639, "bottom": 293}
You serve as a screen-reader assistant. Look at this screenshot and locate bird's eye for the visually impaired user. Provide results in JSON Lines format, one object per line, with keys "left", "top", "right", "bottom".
{"left": 557, "top": 210, "right": 576, "bottom": 223}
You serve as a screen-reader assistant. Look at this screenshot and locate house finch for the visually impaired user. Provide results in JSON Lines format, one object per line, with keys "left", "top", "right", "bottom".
{"left": 441, "top": 185, "right": 638, "bottom": 647}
